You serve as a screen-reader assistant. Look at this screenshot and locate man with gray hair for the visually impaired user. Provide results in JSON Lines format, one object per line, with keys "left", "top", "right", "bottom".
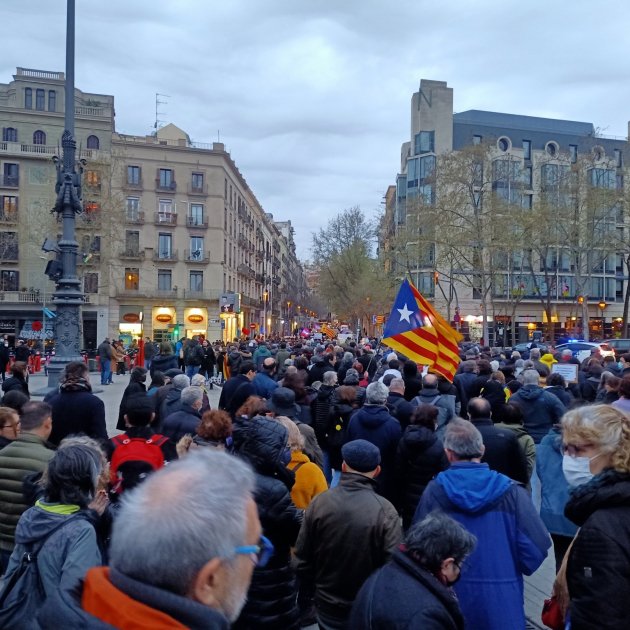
{"left": 162, "top": 385, "right": 203, "bottom": 442}
{"left": 529, "top": 347, "right": 550, "bottom": 377}
{"left": 509, "top": 369, "right": 566, "bottom": 444}
{"left": 414, "top": 419, "right": 550, "bottom": 630}
{"left": 40, "top": 450, "right": 262, "bottom": 628}
{"left": 158, "top": 372, "right": 191, "bottom": 427}
{"left": 346, "top": 381, "right": 402, "bottom": 501}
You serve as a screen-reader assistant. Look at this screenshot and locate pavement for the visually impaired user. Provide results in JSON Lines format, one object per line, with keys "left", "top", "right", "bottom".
{"left": 28, "top": 370, "right": 554, "bottom": 627}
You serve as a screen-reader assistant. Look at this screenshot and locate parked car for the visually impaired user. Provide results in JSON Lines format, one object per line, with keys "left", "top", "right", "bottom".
{"left": 511, "top": 342, "right": 549, "bottom": 359}
{"left": 555, "top": 341, "right": 615, "bottom": 363}
{"left": 602, "top": 338, "right": 630, "bottom": 359}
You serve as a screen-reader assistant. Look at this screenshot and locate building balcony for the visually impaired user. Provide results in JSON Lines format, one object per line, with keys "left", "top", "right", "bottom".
{"left": 115, "top": 288, "right": 182, "bottom": 300}
{"left": 0, "top": 208, "right": 18, "bottom": 225}
{"left": 154, "top": 212, "right": 178, "bottom": 226}
{"left": 187, "top": 182, "right": 208, "bottom": 196}
{"left": 241, "top": 295, "right": 262, "bottom": 308}
{"left": 153, "top": 250, "right": 179, "bottom": 262}
{"left": 119, "top": 249, "right": 145, "bottom": 260}
{"left": 77, "top": 253, "right": 101, "bottom": 266}
{"left": 77, "top": 212, "right": 102, "bottom": 228}
{"left": 0, "top": 142, "right": 56, "bottom": 160}
{"left": 184, "top": 249, "right": 210, "bottom": 263}
{"left": 124, "top": 211, "right": 145, "bottom": 225}
{"left": 0, "top": 290, "right": 48, "bottom": 303}
{"left": 155, "top": 179, "right": 177, "bottom": 193}
{"left": 186, "top": 216, "right": 208, "bottom": 229}
{"left": 0, "top": 174, "right": 19, "bottom": 188}
{"left": 122, "top": 179, "right": 143, "bottom": 191}
{"left": 183, "top": 288, "right": 221, "bottom": 301}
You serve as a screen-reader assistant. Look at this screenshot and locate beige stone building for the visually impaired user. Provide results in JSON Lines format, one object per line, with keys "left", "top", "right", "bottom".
{"left": 0, "top": 67, "right": 308, "bottom": 348}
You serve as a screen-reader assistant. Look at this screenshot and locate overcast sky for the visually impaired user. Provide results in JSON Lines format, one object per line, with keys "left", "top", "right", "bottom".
{"left": 4, "top": 0, "right": 630, "bottom": 257}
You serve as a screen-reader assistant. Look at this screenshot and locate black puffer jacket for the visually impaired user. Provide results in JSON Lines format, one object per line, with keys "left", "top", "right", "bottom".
{"left": 312, "top": 384, "right": 337, "bottom": 445}
{"left": 394, "top": 425, "right": 449, "bottom": 529}
{"left": 149, "top": 353, "right": 178, "bottom": 377}
{"left": 326, "top": 400, "right": 355, "bottom": 470}
{"left": 565, "top": 469, "right": 630, "bottom": 630}
{"left": 233, "top": 416, "right": 302, "bottom": 630}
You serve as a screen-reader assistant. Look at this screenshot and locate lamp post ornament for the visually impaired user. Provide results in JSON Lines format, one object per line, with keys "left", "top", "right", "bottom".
{"left": 45, "top": 0, "right": 86, "bottom": 390}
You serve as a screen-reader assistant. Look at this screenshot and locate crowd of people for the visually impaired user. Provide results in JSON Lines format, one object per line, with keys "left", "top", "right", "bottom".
{"left": 0, "top": 335, "right": 629, "bottom": 629}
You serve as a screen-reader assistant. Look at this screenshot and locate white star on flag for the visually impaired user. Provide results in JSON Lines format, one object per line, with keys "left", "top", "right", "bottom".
{"left": 397, "top": 303, "right": 413, "bottom": 323}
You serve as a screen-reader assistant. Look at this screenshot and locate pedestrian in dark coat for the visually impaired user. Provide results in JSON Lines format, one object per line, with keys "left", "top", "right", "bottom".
{"left": 162, "top": 386, "right": 203, "bottom": 443}
{"left": 561, "top": 405, "right": 630, "bottom": 630}
{"left": 386, "top": 378, "right": 415, "bottom": 430}
{"left": 394, "top": 404, "right": 449, "bottom": 530}
{"left": 1, "top": 362, "right": 30, "bottom": 398}
{"left": 349, "top": 512, "right": 474, "bottom": 630}
{"left": 402, "top": 360, "right": 423, "bottom": 402}
{"left": 44, "top": 362, "right": 107, "bottom": 446}
{"left": 149, "top": 342, "right": 178, "bottom": 377}
{"left": 233, "top": 415, "right": 302, "bottom": 630}
{"left": 116, "top": 367, "right": 148, "bottom": 430}
{"left": 346, "top": 381, "right": 402, "bottom": 502}
{"left": 218, "top": 361, "right": 256, "bottom": 417}
{"left": 0, "top": 341, "right": 10, "bottom": 382}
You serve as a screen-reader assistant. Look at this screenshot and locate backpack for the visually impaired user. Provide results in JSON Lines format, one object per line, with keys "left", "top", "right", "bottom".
{"left": 0, "top": 513, "right": 89, "bottom": 629}
{"left": 110, "top": 433, "right": 167, "bottom": 494}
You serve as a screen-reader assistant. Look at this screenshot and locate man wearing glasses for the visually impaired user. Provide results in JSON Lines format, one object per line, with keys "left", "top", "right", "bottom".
{"left": 38, "top": 450, "right": 265, "bottom": 629}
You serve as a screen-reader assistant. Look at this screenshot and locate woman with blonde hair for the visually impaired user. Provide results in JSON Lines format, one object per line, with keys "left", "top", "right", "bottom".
{"left": 556, "top": 405, "right": 630, "bottom": 628}
{"left": 274, "top": 416, "right": 327, "bottom": 510}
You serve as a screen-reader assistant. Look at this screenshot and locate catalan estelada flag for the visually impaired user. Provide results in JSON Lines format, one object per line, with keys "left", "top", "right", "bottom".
{"left": 383, "top": 279, "right": 462, "bottom": 381}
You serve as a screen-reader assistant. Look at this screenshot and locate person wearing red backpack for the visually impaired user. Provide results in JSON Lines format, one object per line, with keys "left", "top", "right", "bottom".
{"left": 106, "top": 395, "right": 177, "bottom": 496}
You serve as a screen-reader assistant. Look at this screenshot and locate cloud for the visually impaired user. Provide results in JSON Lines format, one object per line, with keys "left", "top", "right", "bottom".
{"left": 3, "top": 0, "right": 630, "bottom": 256}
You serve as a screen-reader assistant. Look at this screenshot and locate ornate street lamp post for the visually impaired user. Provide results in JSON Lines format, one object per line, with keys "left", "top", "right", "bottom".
{"left": 45, "top": 0, "right": 86, "bottom": 390}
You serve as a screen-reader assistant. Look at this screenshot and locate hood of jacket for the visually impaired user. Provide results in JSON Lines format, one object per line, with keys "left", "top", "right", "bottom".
{"left": 494, "top": 422, "right": 530, "bottom": 441}
{"left": 565, "top": 468, "right": 630, "bottom": 526}
{"left": 236, "top": 415, "right": 288, "bottom": 475}
{"left": 416, "top": 386, "right": 440, "bottom": 400}
{"left": 401, "top": 424, "right": 438, "bottom": 451}
{"left": 14, "top": 502, "right": 85, "bottom": 545}
{"left": 353, "top": 404, "right": 394, "bottom": 428}
{"left": 514, "top": 384, "right": 544, "bottom": 400}
{"left": 436, "top": 462, "right": 512, "bottom": 513}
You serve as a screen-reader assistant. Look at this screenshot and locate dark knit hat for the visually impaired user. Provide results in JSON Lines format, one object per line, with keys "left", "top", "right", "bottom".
{"left": 164, "top": 368, "right": 184, "bottom": 378}
{"left": 341, "top": 439, "right": 381, "bottom": 472}
{"left": 343, "top": 368, "right": 360, "bottom": 385}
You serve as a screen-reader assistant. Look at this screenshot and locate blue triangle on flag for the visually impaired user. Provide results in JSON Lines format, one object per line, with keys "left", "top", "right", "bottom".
{"left": 383, "top": 279, "right": 429, "bottom": 338}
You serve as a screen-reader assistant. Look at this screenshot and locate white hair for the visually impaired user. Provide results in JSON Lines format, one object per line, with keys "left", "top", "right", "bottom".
{"left": 323, "top": 371, "right": 338, "bottom": 386}
{"left": 110, "top": 450, "right": 255, "bottom": 595}
{"left": 190, "top": 373, "right": 205, "bottom": 387}
{"left": 180, "top": 385, "right": 204, "bottom": 406}
{"left": 522, "top": 369, "right": 540, "bottom": 385}
{"left": 172, "top": 374, "right": 191, "bottom": 390}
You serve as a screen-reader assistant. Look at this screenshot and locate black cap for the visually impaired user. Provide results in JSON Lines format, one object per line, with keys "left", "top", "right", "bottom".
{"left": 164, "top": 368, "right": 184, "bottom": 378}
{"left": 341, "top": 439, "right": 381, "bottom": 472}
{"left": 268, "top": 387, "right": 300, "bottom": 417}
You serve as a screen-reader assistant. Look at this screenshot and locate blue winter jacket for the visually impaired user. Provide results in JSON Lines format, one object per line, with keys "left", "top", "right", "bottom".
{"left": 414, "top": 462, "right": 551, "bottom": 630}
{"left": 537, "top": 426, "right": 579, "bottom": 538}
{"left": 253, "top": 372, "right": 279, "bottom": 399}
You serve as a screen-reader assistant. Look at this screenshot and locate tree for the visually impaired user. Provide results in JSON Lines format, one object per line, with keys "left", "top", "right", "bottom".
{"left": 312, "top": 207, "right": 395, "bottom": 325}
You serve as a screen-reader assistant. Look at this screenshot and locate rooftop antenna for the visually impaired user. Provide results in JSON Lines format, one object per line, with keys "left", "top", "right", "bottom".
{"left": 154, "top": 92, "right": 170, "bottom": 135}
{"left": 217, "top": 129, "right": 220, "bottom": 142}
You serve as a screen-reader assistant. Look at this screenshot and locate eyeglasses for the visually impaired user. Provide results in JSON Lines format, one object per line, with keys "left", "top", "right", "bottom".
{"left": 233, "top": 535, "right": 274, "bottom": 568}
{"left": 563, "top": 443, "right": 595, "bottom": 458}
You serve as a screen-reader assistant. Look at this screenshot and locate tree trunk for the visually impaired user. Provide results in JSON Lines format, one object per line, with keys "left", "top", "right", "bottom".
{"left": 582, "top": 301, "right": 590, "bottom": 341}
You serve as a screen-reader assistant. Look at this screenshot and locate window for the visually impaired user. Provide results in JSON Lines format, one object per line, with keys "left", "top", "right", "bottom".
{"left": 522, "top": 140, "right": 531, "bottom": 160}
{"left": 615, "top": 148, "right": 623, "bottom": 168}
{"left": 84, "top": 201, "right": 100, "bottom": 214}
{"left": 125, "top": 268, "right": 139, "bottom": 290}
{"left": 159, "top": 168, "right": 174, "bottom": 189}
{"left": 2, "top": 128, "right": 17, "bottom": 142}
{"left": 158, "top": 269, "right": 172, "bottom": 291}
{"left": 82, "top": 235, "right": 100, "bottom": 253}
{"left": 190, "top": 236, "right": 204, "bottom": 259}
{"left": 48, "top": 90, "right": 56, "bottom": 112}
{"left": 84, "top": 273, "right": 98, "bottom": 294}
{"left": 158, "top": 233, "right": 172, "bottom": 258}
{"left": 127, "top": 165, "right": 141, "bottom": 185}
{"left": 590, "top": 168, "right": 615, "bottom": 189}
{"left": 33, "top": 130, "right": 46, "bottom": 145}
{"left": 0, "top": 270, "right": 18, "bottom": 291}
{"left": 85, "top": 170, "right": 100, "bottom": 187}
{"left": 191, "top": 172, "right": 204, "bottom": 191}
{"left": 35, "top": 89, "right": 45, "bottom": 111}
{"left": 569, "top": 144, "right": 578, "bottom": 164}
{"left": 126, "top": 197, "right": 140, "bottom": 220}
{"left": 1, "top": 196, "right": 18, "bottom": 217}
{"left": 189, "top": 203, "right": 204, "bottom": 225}
{"left": 414, "top": 131, "right": 435, "bottom": 155}
{"left": 617, "top": 174, "right": 624, "bottom": 191}
{"left": 190, "top": 271, "right": 203, "bottom": 292}
{"left": 224, "top": 178, "right": 228, "bottom": 199}
{"left": 472, "top": 134, "right": 482, "bottom": 145}
{"left": 524, "top": 166, "right": 533, "bottom": 188}
{"left": 497, "top": 137, "right": 510, "bottom": 152}
{"left": 3, "top": 163, "right": 19, "bottom": 187}
{"left": 0, "top": 232, "right": 19, "bottom": 260}
{"left": 545, "top": 141, "right": 559, "bottom": 157}
{"left": 86, "top": 135, "right": 100, "bottom": 150}
{"left": 24, "top": 88, "right": 32, "bottom": 109}
{"left": 158, "top": 199, "right": 174, "bottom": 222}
{"left": 125, "top": 231, "right": 140, "bottom": 254}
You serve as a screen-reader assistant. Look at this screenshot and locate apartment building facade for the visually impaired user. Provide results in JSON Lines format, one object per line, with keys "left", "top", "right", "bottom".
{"left": 385, "top": 79, "right": 630, "bottom": 344}
{"left": 0, "top": 67, "right": 307, "bottom": 348}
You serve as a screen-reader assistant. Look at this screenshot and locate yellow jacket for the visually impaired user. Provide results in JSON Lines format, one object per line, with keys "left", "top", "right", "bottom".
{"left": 287, "top": 451, "right": 328, "bottom": 509}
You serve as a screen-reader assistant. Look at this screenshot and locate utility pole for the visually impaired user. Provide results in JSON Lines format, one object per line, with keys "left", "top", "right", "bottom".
{"left": 44, "top": 0, "right": 86, "bottom": 391}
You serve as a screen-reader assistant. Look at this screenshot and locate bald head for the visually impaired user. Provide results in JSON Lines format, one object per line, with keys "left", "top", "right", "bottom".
{"left": 467, "top": 397, "right": 491, "bottom": 419}
{"left": 422, "top": 373, "right": 438, "bottom": 388}
{"left": 262, "top": 357, "right": 276, "bottom": 373}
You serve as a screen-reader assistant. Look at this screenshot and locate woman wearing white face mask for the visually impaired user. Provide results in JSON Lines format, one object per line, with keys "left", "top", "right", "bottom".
{"left": 560, "top": 405, "right": 630, "bottom": 630}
